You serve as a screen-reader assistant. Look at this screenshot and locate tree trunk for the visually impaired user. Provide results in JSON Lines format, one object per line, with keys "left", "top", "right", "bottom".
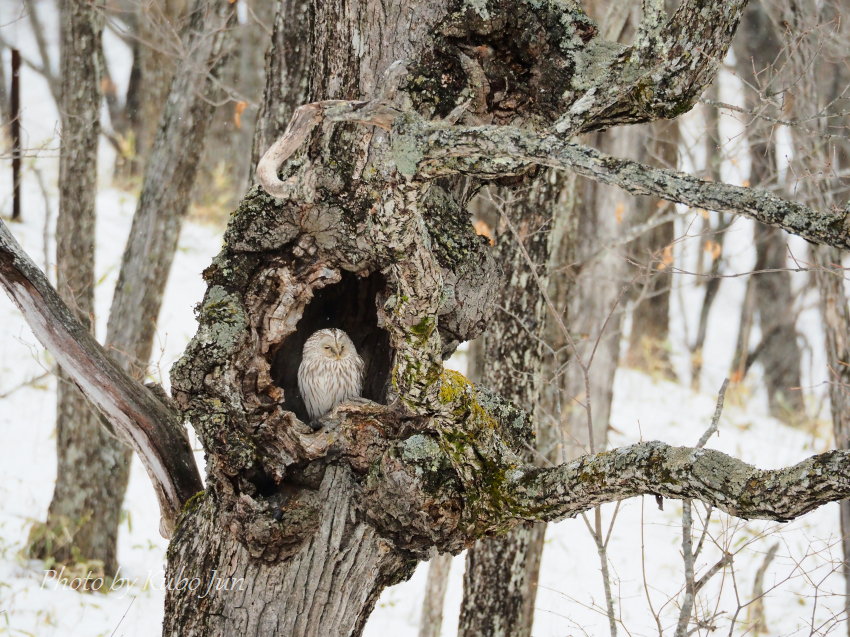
{"left": 27, "top": 0, "right": 128, "bottom": 575}
{"left": 775, "top": 1, "right": 850, "bottom": 629}
{"left": 193, "top": 0, "right": 275, "bottom": 215}
{"left": 734, "top": 4, "right": 804, "bottom": 422}
{"left": 163, "top": 468, "right": 414, "bottom": 636}
{"left": 626, "top": 120, "right": 677, "bottom": 379}
{"left": 815, "top": 246, "right": 850, "bottom": 635}
{"left": 35, "top": 0, "right": 236, "bottom": 574}
{"left": 457, "top": 176, "right": 562, "bottom": 637}
{"left": 248, "top": 0, "right": 313, "bottom": 179}
{"left": 116, "top": 0, "right": 190, "bottom": 179}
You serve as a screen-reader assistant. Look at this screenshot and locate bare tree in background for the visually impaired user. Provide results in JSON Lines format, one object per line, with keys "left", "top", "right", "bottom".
{"left": 729, "top": 2, "right": 805, "bottom": 423}
{"left": 28, "top": 0, "right": 236, "bottom": 571}
{"left": 626, "top": 119, "right": 678, "bottom": 378}
{"left": 4, "top": 1, "right": 850, "bottom": 635}
{"left": 458, "top": 177, "right": 563, "bottom": 636}
{"left": 26, "top": 0, "right": 125, "bottom": 572}
{"left": 767, "top": 0, "right": 850, "bottom": 628}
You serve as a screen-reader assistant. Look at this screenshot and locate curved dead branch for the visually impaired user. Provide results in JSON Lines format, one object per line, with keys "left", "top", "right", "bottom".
{"left": 255, "top": 99, "right": 400, "bottom": 199}
{"left": 0, "top": 219, "right": 202, "bottom": 536}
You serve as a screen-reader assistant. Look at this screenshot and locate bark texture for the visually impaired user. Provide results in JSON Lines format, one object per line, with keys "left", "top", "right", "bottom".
{"left": 458, "top": 177, "right": 560, "bottom": 637}
{"left": 37, "top": 0, "right": 237, "bottom": 562}
{"left": 8, "top": 2, "right": 850, "bottom": 636}
{"left": 28, "top": 1, "right": 128, "bottom": 573}
{"left": 248, "top": 0, "right": 312, "bottom": 176}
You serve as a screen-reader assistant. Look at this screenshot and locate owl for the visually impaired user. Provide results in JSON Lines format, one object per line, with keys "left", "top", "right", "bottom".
{"left": 298, "top": 328, "right": 365, "bottom": 426}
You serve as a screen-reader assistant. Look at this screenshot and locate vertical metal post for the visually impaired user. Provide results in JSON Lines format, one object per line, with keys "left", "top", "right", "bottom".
{"left": 11, "top": 48, "right": 21, "bottom": 221}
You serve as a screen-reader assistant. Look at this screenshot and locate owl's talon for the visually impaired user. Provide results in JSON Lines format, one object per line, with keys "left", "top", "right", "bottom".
{"left": 308, "top": 419, "right": 323, "bottom": 432}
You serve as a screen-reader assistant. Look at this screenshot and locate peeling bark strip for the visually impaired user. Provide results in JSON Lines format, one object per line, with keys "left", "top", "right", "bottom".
{"left": 511, "top": 441, "right": 850, "bottom": 524}
{"left": 0, "top": 221, "right": 202, "bottom": 535}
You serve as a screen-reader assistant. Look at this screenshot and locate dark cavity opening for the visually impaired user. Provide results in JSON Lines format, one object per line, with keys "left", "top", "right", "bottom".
{"left": 272, "top": 271, "right": 392, "bottom": 422}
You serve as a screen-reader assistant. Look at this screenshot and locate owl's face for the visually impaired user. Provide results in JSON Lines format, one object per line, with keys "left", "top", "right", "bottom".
{"left": 304, "top": 328, "right": 356, "bottom": 361}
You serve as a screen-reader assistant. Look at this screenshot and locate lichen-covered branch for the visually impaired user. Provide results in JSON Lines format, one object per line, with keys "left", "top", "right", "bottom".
{"left": 400, "top": 120, "right": 850, "bottom": 250}
{"left": 0, "top": 219, "right": 202, "bottom": 536}
{"left": 509, "top": 441, "right": 850, "bottom": 525}
{"left": 558, "top": 0, "right": 748, "bottom": 133}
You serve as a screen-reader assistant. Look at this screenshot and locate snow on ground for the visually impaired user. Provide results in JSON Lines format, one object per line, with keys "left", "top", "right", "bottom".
{"left": 1, "top": 5, "right": 845, "bottom": 637}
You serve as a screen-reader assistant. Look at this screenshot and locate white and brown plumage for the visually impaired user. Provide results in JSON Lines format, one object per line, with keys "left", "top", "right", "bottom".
{"left": 298, "top": 328, "right": 364, "bottom": 424}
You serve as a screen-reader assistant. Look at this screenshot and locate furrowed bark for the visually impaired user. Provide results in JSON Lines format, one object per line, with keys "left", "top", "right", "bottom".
{"left": 36, "top": 0, "right": 237, "bottom": 570}
{"left": 248, "top": 0, "right": 312, "bottom": 176}
{"left": 0, "top": 220, "right": 202, "bottom": 535}
{"left": 459, "top": 177, "right": 559, "bottom": 637}
{"left": 28, "top": 0, "right": 128, "bottom": 574}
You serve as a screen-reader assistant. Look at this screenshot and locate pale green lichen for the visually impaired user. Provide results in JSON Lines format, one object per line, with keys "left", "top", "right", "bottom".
{"left": 197, "top": 286, "right": 248, "bottom": 350}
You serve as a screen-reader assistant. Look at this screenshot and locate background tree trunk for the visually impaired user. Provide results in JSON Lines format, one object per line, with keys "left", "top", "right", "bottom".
{"left": 732, "top": 3, "right": 804, "bottom": 422}
{"left": 418, "top": 552, "right": 453, "bottom": 637}
{"left": 457, "top": 177, "right": 563, "bottom": 637}
{"left": 27, "top": 0, "right": 128, "bottom": 574}
{"left": 626, "top": 120, "right": 678, "bottom": 379}
{"left": 248, "top": 0, "right": 312, "bottom": 179}
{"left": 776, "top": 0, "right": 850, "bottom": 628}
{"left": 193, "top": 0, "right": 275, "bottom": 216}
{"left": 116, "top": 0, "right": 189, "bottom": 179}
{"left": 33, "top": 0, "right": 236, "bottom": 574}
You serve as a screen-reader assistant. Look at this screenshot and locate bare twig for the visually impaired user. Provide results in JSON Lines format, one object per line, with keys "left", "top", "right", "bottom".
{"left": 675, "top": 500, "right": 696, "bottom": 637}
{"left": 0, "top": 371, "right": 50, "bottom": 399}
{"left": 696, "top": 378, "right": 729, "bottom": 449}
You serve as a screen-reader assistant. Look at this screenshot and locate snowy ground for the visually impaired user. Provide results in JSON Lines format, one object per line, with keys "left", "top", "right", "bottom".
{"left": 1, "top": 4, "right": 846, "bottom": 636}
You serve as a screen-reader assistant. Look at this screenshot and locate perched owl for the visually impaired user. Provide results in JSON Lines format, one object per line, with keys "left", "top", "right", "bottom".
{"left": 298, "top": 328, "right": 365, "bottom": 427}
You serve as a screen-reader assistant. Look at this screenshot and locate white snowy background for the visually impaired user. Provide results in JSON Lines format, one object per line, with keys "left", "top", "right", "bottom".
{"left": 0, "top": 3, "right": 846, "bottom": 635}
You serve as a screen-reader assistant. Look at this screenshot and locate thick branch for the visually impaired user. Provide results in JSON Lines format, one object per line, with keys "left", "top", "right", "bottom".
{"left": 259, "top": 102, "right": 850, "bottom": 250}
{"left": 0, "top": 220, "right": 203, "bottom": 536}
{"left": 405, "top": 122, "right": 850, "bottom": 250}
{"left": 510, "top": 441, "right": 850, "bottom": 524}
{"left": 559, "top": 0, "right": 747, "bottom": 133}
